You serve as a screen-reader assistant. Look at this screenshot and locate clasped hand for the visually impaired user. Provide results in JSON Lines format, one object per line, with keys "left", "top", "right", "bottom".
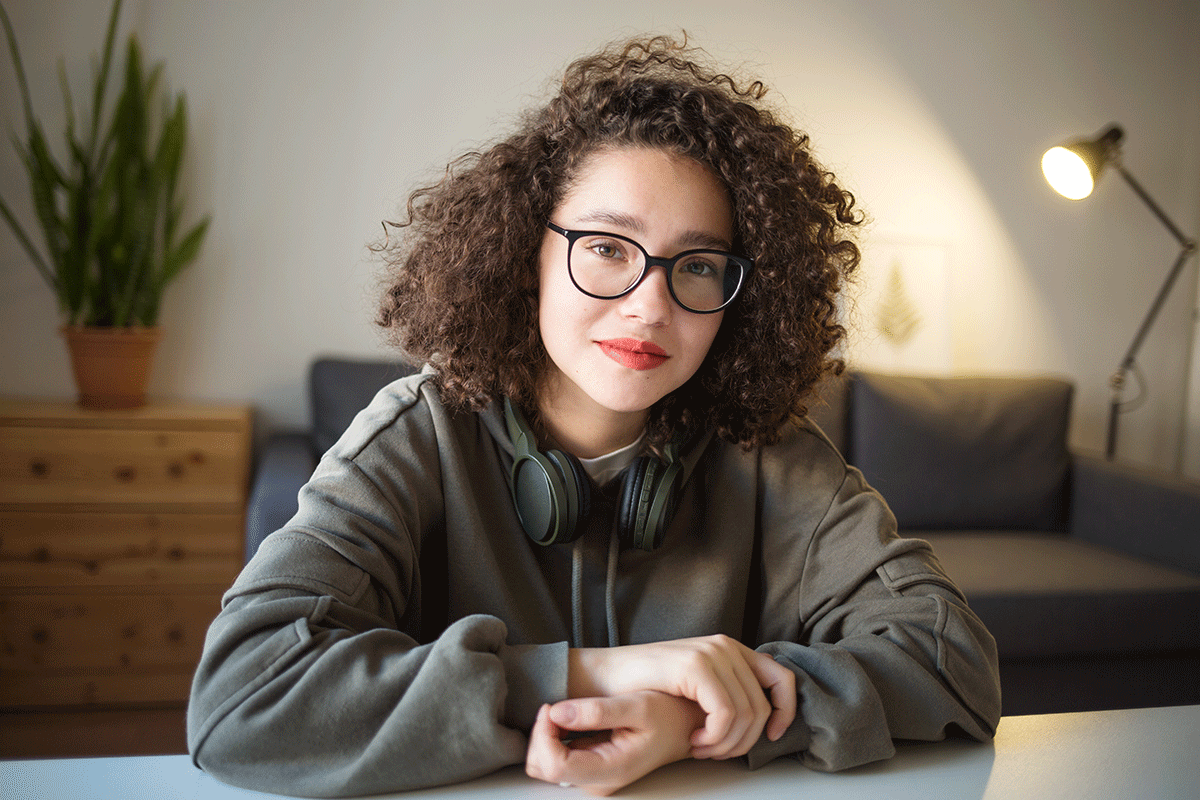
{"left": 525, "top": 635, "right": 796, "bottom": 794}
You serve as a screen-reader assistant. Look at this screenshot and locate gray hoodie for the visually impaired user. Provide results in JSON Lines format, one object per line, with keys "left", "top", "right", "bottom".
{"left": 188, "top": 371, "right": 1001, "bottom": 797}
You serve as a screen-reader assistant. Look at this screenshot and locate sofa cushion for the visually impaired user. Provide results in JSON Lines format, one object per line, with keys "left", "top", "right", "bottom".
{"left": 851, "top": 373, "right": 1073, "bottom": 531}
{"left": 311, "top": 357, "right": 419, "bottom": 455}
{"left": 924, "top": 531, "right": 1200, "bottom": 658}
{"left": 1070, "top": 455, "right": 1200, "bottom": 575}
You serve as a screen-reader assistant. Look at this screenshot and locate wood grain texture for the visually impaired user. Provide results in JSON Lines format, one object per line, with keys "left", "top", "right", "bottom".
{"left": 0, "top": 398, "right": 250, "bottom": 710}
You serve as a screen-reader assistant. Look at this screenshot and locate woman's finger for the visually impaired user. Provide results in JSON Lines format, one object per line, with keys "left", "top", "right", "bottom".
{"left": 683, "top": 657, "right": 740, "bottom": 750}
{"left": 525, "top": 705, "right": 570, "bottom": 784}
{"left": 549, "top": 694, "right": 645, "bottom": 733}
{"left": 686, "top": 639, "right": 769, "bottom": 756}
{"left": 747, "top": 651, "right": 796, "bottom": 741}
{"left": 537, "top": 697, "right": 647, "bottom": 789}
{"left": 695, "top": 651, "right": 794, "bottom": 758}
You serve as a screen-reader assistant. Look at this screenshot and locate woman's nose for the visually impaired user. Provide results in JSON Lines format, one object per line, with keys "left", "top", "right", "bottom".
{"left": 619, "top": 264, "right": 674, "bottom": 325}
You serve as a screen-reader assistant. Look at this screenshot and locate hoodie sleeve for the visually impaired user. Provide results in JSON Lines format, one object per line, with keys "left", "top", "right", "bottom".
{"left": 187, "top": 386, "right": 567, "bottom": 798}
{"left": 744, "top": 436, "right": 1002, "bottom": 771}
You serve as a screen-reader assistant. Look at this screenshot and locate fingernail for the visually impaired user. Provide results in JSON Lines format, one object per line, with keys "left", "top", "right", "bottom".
{"left": 549, "top": 702, "right": 577, "bottom": 725}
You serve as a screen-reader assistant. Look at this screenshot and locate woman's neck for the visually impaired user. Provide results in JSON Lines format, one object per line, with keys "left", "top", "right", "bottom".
{"left": 536, "top": 378, "right": 648, "bottom": 459}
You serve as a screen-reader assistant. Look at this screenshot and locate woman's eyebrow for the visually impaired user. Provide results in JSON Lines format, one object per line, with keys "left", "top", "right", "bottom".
{"left": 677, "top": 230, "right": 733, "bottom": 252}
{"left": 574, "top": 209, "right": 732, "bottom": 251}
{"left": 575, "top": 209, "right": 645, "bottom": 232}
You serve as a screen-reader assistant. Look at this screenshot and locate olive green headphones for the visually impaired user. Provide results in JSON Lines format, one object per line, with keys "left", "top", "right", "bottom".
{"left": 504, "top": 398, "right": 685, "bottom": 551}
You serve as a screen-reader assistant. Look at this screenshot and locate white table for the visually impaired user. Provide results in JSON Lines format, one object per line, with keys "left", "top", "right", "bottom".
{"left": 3, "top": 704, "right": 1197, "bottom": 799}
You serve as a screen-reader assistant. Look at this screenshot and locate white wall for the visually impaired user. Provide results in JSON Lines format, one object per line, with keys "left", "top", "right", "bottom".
{"left": 2, "top": 0, "right": 1198, "bottom": 477}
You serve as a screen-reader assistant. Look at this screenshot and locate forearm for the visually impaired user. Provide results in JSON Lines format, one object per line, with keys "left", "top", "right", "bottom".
{"left": 189, "top": 593, "right": 567, "bottom": 797}
{"left": 567, "top": 647, "right": 605, "bottom": 698}
{"left": 749, "top": 587, "right": 1001, "bottom": 772}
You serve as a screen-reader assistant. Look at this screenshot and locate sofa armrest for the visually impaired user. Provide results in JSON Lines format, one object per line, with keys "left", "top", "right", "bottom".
{"left": 244, "top": 432, "right": 317, "bottom": 562}
{"left": 1069, "top": 453, "right": 1200, "bottom": 574}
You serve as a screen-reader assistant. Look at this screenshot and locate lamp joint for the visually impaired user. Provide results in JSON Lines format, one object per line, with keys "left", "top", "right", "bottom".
{"left": 1109, "top": 370, "right": 1126, "bottom": 395}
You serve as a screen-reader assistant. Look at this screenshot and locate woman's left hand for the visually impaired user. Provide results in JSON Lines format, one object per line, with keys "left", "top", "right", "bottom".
{"left": 569, "top": 636, "right": 796, "bottom": 760}
{"left": 525, "top": 691, "right": 706, "bottom": 796}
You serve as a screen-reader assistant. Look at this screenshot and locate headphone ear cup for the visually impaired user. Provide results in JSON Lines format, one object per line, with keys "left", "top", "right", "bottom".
{"left": 545, "top": 449, "right": 591, "bottom": 544}
{"left": 617, "top": 457, "right": 650, "bottom": 549}
{"left": 506, "top": 398, "right": 589, "bottom": 546}
{"left": 510, "top": 451, "right": 567, "bottom": 545}
{"left": 641, "top": 458, "right": 682, "bottom": 551}
{"left": 618, "top": 455, "right": 684, "bottom": 551}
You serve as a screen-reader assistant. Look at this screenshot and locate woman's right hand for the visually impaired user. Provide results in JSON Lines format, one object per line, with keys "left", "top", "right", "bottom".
{"left": 569, "top": 635, "right": 796, "bottom": 760}
{"left": 525, "top": 692, "right": 705, "bottom": 796}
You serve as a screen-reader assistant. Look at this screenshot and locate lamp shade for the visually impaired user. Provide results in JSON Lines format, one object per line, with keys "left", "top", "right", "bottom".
{"left": 1042, "top": 124, "right": 1124, "bottom": 200}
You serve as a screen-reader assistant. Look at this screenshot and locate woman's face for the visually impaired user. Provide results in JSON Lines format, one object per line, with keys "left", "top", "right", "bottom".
{"left": 537, "top": 146, "right": 732, "bottom": 448}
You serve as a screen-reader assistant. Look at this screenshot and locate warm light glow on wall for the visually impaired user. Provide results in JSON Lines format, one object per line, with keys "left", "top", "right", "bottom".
{"left": 1041, "top": 146, "right": 1095, "bottom": 200}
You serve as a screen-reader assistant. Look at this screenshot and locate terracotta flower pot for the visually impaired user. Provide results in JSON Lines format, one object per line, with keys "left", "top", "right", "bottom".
{"left": 61, "top": 325, "right": 162, "bottom": 409}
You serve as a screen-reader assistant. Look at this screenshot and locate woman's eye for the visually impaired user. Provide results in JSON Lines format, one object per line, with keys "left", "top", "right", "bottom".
{"left": 586, "top": 240, "right": 626, "bottom": 260}
{"left": 680, "top": 258, "right": 717, "bottom": 276}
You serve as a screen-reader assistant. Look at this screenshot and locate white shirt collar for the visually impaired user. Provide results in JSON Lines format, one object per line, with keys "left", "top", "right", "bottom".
{"left": 578, "top": 431, "right": 646, "bottom": 486}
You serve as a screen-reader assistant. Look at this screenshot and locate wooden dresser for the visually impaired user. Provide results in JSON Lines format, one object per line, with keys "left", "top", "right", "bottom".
{"left": 0, "top": 398, "right": 251, "bottom": 711}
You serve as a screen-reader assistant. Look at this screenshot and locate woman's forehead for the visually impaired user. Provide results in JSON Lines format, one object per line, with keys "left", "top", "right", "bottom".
{"left": 554, "top": 146, "right": 733, "bottom": 244}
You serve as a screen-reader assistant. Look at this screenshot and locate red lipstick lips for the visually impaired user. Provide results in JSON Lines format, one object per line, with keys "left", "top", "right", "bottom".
{"left": 598, "top": 338, "right": 669, "bottom": 371}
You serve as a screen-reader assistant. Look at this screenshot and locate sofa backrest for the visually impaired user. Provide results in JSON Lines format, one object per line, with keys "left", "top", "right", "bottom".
{"left": 307, "top": 359, "right": 1075, "bottom": 532}
{"left": 311, "top": 357, "right": 419, "bottom": 454}
{"left": 811, "top": 371, "right": 1074, "bottom": 532}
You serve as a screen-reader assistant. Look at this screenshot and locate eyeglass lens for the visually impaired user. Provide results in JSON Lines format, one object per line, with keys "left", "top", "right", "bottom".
{"left": 568, "top": 233, "right": 744, "bottom": 312}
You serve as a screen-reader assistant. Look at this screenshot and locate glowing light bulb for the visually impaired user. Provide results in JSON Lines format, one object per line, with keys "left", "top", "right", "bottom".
{"left": 1042, "top": 146, "right": 1094, "bottom": 200}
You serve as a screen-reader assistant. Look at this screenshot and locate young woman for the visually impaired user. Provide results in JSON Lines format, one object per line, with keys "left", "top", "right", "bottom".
{"left": 189, "top": 35, "right": 1000, "bottom": 798}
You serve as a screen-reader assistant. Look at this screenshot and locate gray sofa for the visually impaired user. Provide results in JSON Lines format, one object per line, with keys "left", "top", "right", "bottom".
{"left": 246, "top": 357, "right": 1200, "bottom": 716}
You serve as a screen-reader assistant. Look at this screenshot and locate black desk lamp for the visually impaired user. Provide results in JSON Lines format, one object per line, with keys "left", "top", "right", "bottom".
{"left": 1041, "top": 124, "right": 1198, "bottom": 460}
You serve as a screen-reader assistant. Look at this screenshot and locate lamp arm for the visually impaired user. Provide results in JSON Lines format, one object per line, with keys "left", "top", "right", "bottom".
{"left": 1115, "top": 163, "right": 1196, "bottom": 250}
{"left": 1104, "top": 166, "right": 1199, "bottom": 459}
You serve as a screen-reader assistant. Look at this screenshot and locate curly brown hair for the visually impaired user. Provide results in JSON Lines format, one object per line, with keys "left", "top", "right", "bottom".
{"left": 376, "top": 34, "right": 862, "bottom": 449}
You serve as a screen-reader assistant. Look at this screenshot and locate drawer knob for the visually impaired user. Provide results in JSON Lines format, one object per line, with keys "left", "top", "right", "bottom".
{"left": 114, "top": 466, "right": 137, "bottom": 482}
{"left": 29, "top": 459, "right": 49, "bottom": 478}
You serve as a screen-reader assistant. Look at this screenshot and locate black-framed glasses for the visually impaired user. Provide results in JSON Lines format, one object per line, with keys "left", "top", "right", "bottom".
{"left": 547, "top": 222, "right": 753, "bottom": 314}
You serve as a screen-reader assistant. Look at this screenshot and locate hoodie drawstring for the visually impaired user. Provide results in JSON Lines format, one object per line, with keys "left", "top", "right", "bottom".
{"left": 569, "top": 521, "right": 622, "bottom": 649}
{"left": 570, "top": 539, "right": 584, "bottom": 650}
{"left": 605, "top": 524, "right": 620, "bottom": 648}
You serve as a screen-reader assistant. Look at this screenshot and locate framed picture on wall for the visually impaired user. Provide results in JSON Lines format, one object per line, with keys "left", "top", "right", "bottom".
{"left": 844, "top": 238, "right": 951, "bottom": 374}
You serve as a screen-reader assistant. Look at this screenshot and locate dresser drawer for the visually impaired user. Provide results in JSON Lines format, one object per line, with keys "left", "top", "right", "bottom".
{"left": 0, "top": 426, "right": 247, "bottom": 507}
{"left": 0, "top": 669, "right": 197, "bottom": 707}
{"left": 0, "top": 511, "right": 243, "bottom": 589}
{"left": 0, "top": 398, "right": 249, "bottom": 711}
{"left": 0, "top": 590, "right": 222, "bottom": 707}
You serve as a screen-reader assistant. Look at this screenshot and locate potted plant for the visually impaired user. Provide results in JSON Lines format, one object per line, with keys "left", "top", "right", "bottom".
{"left": 0, "top": 0, "right": 209, "bottom": 408}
